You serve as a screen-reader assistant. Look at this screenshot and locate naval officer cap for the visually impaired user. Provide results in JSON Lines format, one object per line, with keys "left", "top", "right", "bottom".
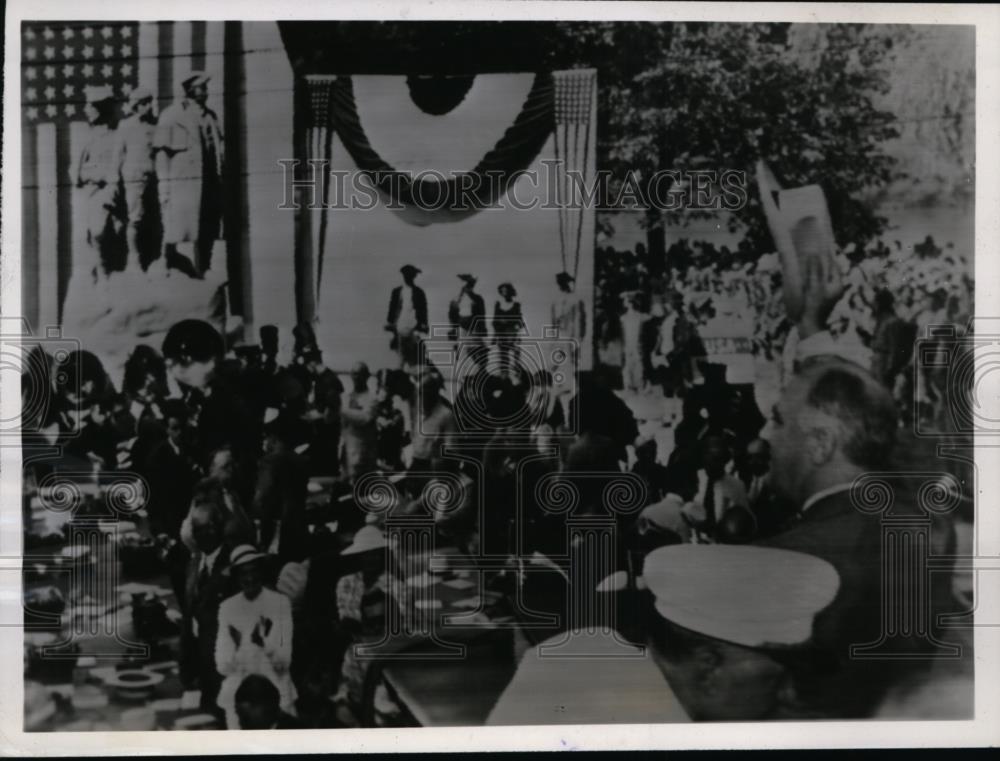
{"left": 162, "top": 319, "right": 224, "bottom": 364}
{"left": 643, "top": 544, "right": 840, "bottom": 649}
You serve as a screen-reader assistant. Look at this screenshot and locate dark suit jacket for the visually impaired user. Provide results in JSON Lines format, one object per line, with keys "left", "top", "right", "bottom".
{"left": 181, "top": 544, "right": 236, "bottom": 706}
{"left": 758, "top": 489, "right": 955, "bottom": 717}
{"left": 386, "top": 285, "right": 429, "bottom": 333}
{"left": 144, "top": 439, "right": 200, "bottom": 538}
{"left": 253, "top": 450, "right": 310, "bottom": 564}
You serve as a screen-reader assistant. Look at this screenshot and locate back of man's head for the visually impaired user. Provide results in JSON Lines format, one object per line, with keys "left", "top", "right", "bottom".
{"left": 800, "top": 360, "right": 898, "bottom": 471}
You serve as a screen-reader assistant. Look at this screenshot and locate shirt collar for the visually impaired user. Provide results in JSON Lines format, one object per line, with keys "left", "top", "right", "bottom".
{"left": 201, "top": 545, "right": 222, "bottom": 574}
{"left": 801, "top": 482, "right": 855, "bottom": 514}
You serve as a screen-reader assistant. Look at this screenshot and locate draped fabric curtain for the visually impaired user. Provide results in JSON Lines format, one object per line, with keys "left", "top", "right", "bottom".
{"left": 329, "top": 72, "right": 555, "bottom": 226}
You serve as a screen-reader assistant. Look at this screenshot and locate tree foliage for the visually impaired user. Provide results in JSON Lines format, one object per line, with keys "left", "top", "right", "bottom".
{"left": 544, "top": 22, "right": 902, "bottom": 253}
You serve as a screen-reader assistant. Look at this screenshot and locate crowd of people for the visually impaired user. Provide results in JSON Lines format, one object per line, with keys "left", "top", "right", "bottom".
{"left": 595, "top": 232, "right": 973, "bottom": 432}
{"left": 21, "top": 212, "right": 974, "bottom": 727}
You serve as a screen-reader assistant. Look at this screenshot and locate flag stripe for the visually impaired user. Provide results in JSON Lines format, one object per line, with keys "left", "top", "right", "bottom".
{"left": 191, "top": 21, "right": 207, "bottom": 71}
{"left": 36, "top": 123, "right": 59, "bottom": 330}
{"left": 22, "top": 124, "right": 40, "bottom": 331}
{"left": 138, "top": 22, "right": 158, "bottom": 93}
{"left": 172, "top": 22, "right": 192, "bottom": 100}
{"left": 157, "top": 21, "right": 174, "bottom": 105}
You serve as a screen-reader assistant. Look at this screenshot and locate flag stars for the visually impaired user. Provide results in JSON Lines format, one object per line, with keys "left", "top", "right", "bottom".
{"left": 26, "top": 87, "right": 37, "bottom": 100}
{"left": 43, "top": 66, "right": 55, "bottom": 79}
{"left": 64, "top": 103, "right": 77, "bottom": 117}
{"left": 100, "top": 26, "right": 113, "bottom": 39}
{"left": 63, "top": 45, "right": 74, "bottom": 58}
{"left": 24, "top": 47, "right": 36, "bottom": 60}
{"left": 82, "top": 46, "right": 93, "bottom": 59}
{"left": 81, "top": 27, "right": 94, "bottom": 39}
{"left": 101, "top": 63, "right": 112, "bottom": 78}
{"left": 25, "top": 27, "right": 36, "bottom": 40}
{"left": 121, "top": 26, "right": 132, "bottom": 39}
{"left": 62, "top": 64, "right": 75, "bottom": 77}
{"left": 62, "top": 27, "right": 75, "bottom": 40}
{"left": 43, "top": 46, "right": 55, "bottom": 60}
{"left": 26, "top": 106, "right": 38, "bottom": 120}
{"left": 44, "top": 85, "right": 55, "bottom": 100}
{"left": 42, "top": 27, "right": 54, "bottom": 40}
{"left": 122, "top": 63, "right": 133, "bottom": 77}
{"left": 121, "top": 44, "right": 132, "bottom": 57}
{"left": 26, "top": 67, "right": 36, "bottom": 80}
{"left": 45, "top": 104, "right": 57, "bottom": 118}
{"left": 63, "top": 83, "right": 75, "bottom": 98}
{"left": 102, "top": 44, "right": 113, "bottom": 58}
{"left": 81, "top": 64, "right": 93, "bottom": 77}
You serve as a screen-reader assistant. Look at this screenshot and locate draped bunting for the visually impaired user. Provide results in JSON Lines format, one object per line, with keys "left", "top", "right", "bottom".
{"left": 328, "top": 72, "right": 555, "bottom": 226}
{"left": 406, "top": 74, "right": 477, "bottom": 115}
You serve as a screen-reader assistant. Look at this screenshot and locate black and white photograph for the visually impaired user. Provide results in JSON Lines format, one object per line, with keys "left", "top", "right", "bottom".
{"left": 2, "top": 1, "right": 998, "bottom": 751}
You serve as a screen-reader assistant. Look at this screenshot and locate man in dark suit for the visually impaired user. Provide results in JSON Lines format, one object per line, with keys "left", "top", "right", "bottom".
{"left": 758, "top": 356, "right": 955, "bottom": 717}
{"left": 180, "top": 496, "right": 237, "bottom": 716}
{"left": 385, "top": 264, "right": 429, "bottom": 365}
{"left": 253, "top": 415, "right": 310, "bottom": 566}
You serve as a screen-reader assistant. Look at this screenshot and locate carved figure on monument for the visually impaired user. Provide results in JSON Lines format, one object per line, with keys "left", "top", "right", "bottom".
{"left": 113, "top": 86, "right": 161, "bottom": 276}
{"left": 153, "top": 71, "right": 225, "bottom": 278}
{"left": 76, "top": 85, "right": 124, "bottom": 283}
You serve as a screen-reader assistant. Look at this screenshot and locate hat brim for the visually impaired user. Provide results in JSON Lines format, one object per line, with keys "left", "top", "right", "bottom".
{"left": 341, "top": 540, "right": 387, "bottom": 556}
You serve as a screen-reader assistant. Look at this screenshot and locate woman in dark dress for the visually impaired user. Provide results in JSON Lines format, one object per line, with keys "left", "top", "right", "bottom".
{"left": 493, "top": 282, "right": 525, "bottom": 379}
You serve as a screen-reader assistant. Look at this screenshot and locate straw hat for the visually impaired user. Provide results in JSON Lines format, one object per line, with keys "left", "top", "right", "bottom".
{"left": 341, "top": 526, "right": 387, "bottom": 556}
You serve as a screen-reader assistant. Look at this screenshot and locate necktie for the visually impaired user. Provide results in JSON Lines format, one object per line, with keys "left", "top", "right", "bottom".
{"left": 199, "top": 560, "right": 211, "bottom": 590}
{"left": 703, "top": 477, "right": 718, "bottom": 529}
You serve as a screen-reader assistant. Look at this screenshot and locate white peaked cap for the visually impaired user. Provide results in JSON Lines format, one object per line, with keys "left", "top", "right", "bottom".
{"left": 643, "top": 544, "right": 840, "bottom": 649}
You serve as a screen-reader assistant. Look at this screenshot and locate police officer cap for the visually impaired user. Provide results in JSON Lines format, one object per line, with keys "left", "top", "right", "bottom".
{"left": 162, "top": 319, "right": 223, "bottom": 363}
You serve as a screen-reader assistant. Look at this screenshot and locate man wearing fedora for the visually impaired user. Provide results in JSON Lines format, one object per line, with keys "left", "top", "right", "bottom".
{"left": 114, "top": 85, "right": 160, "bottom": 274}
{"left": 154, "top": 71, "right": 224, "bottom": 277}
{"left": 76, "top": 84, "right": 124, "bottom": 282}
{"left": 385, "top": 264, "right": 429, "bottom": 365}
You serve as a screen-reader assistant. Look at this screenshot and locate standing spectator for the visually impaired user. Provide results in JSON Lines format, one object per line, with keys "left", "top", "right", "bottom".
{"left": 620, "top": 292, "right": 646, "bottom": 393}
{"left": 215, "top": 545, "right": 296, "bottom": 729}
{"left": 145, "top": 398, "right": 201, "bottom": 602}
{"left": 180, "top": 497, "right": 235, "bottom": 716}
{"left": 869, "top": 289, "right": 915, "bottom": 391}
{"left": 340, "top": 362, "right": 379, "bottom": 483}
{"left": 551, "top": 271, "right": 587, "bottom": 343}
{"left": 253, "top": 414, "right": 310, "bottom": 565}
{"left": 374, "top": 371, "right": 407, "bottom": 471}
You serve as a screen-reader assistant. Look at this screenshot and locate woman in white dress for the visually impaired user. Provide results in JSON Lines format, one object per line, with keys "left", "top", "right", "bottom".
{"left": 215, "top": 545, "right": 296, "bottom": 728}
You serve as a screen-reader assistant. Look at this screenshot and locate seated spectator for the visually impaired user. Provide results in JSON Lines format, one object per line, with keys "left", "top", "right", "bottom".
{"left": 216, "top": 545, "right": 296, "bottom": 729}
{"left": 632, "top": 437, "right": 670, "bottom": 505}
{"left": 180, "top": 452, "right": 255, "bottom": 551}
{"left": 235, "top": 674, "right": 302, "bottom": 730}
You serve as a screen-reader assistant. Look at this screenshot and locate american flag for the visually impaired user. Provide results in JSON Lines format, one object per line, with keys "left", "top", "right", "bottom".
{"left": 21, "top": 20, "right": 248, "bottom": 329}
